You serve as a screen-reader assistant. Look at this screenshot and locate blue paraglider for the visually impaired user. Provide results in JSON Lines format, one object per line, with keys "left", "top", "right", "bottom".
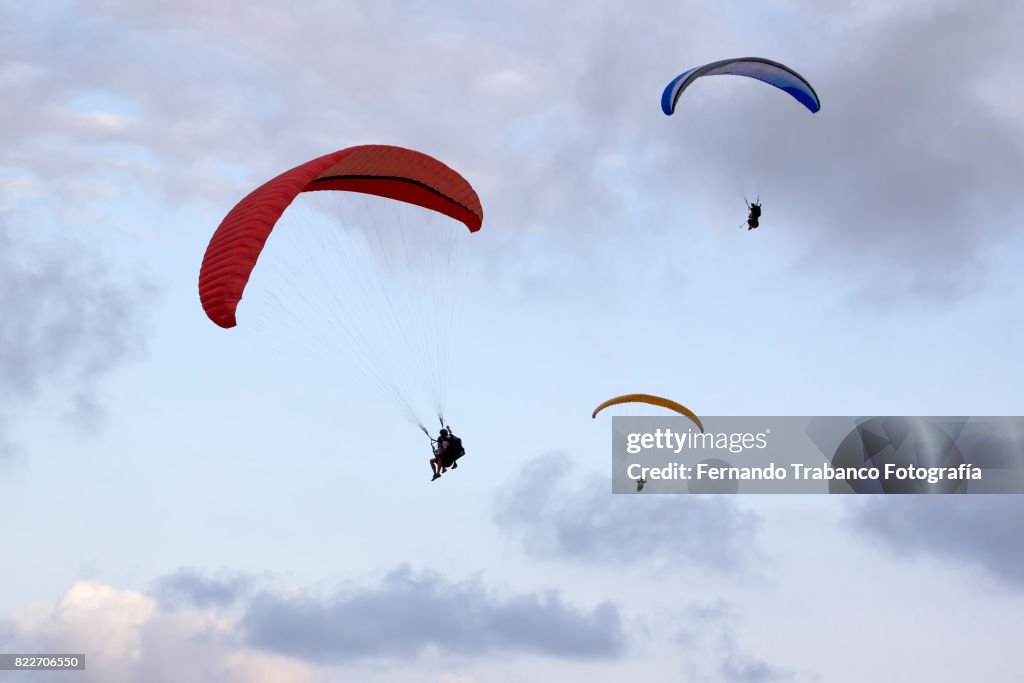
{"left": 661, "top": 57, "right": 821, "bottom": 115}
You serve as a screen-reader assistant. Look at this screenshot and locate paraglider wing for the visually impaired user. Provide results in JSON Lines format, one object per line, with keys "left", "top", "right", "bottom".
{"left": 199, "top": 144, "right": 484, "bottom": 329}
{"left": 592, "top": 393, "right": 705, "bottom": 432}
{"left": 661, "top": 57, "right": 820, "bottom": 115}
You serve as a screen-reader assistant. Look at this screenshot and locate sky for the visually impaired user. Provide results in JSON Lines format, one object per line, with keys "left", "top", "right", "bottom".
{"left": 1, "top": 0, "right": 1023, "bottom": 681}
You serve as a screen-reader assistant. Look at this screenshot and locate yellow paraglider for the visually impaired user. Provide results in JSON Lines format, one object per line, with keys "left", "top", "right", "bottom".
{"left": 592, "top": 394, "right": 704, "bottom": 432}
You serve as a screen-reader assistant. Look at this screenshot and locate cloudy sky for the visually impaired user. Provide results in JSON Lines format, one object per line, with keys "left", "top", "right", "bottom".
{"left": 2, "top": 0, "right": 1023, "bottom": 681}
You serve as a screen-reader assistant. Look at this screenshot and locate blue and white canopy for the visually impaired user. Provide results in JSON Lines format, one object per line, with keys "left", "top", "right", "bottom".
{"left": 661, "top": 57, "right": 820, "bottom": 115}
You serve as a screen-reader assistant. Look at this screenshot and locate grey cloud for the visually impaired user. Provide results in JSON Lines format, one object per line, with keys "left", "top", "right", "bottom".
{"left": 493, "top": 453, "right": 761, "bottom": 570}
{"left": 675, "top": 599, "right": 735, "bottom": 649}
{"left": 686, "top": 599, "right": 734, "bottom": 623}
{"left": 0, "top": 219, "right": 149, "bottom": 459}
{"left": 241, "top": 564, "right": 625, "bottom": 663}
{"left": 718, "top": 629, "right": 799, "bottom": 683}
{"left": 152, "top": 568, "right": 256, "bottom": 609}
{"left": 846, "top": 496, "right": 1024, "bottom": 589}
{"left": 721, "top": 651, "right": 797, "bottom": 683}
{"left": 673, "top": 611, "right": 803, "bottom": 681}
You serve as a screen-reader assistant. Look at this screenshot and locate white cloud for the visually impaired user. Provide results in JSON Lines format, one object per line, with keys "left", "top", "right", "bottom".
{"left": 3, "top": 580, "right": 315, "bottom": 683}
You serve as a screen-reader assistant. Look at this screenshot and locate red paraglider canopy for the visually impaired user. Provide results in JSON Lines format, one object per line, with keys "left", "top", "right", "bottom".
{"left": 199, "top": 144, "right": 483, "bottom": 328}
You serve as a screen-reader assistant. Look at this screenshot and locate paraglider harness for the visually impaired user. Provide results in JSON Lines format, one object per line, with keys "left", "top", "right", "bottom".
{"left": 745, "top": 198, "right": 761, "bottom": 231}
{"left": 422, "top": 420, "right": 466, "bottom": 469}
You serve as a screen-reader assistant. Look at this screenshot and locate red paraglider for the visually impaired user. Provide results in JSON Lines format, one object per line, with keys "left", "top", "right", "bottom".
{"left": 199, "top": 144, "right": 483, "bottom": 329}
